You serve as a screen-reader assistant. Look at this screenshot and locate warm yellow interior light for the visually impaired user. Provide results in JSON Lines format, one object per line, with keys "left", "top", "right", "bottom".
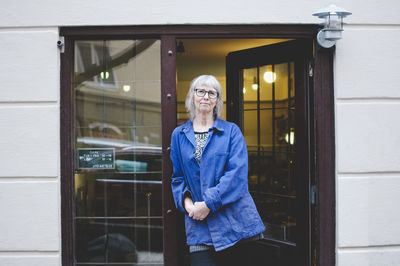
{"left": 263, "top": 71, "right": 276, "bottom": 83}
{"left": 243, "top": 87, "right": 246, "bottom": 94}
{"left": 251, "top": 76, "right": 258, "bottom": 91}
{"left": 285, "top": 130, "right": 295, "bottom": 145}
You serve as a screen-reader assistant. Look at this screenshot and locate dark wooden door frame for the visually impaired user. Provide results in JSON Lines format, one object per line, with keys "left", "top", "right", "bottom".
{"left": 313, "top": 46, "right": 335, "bottom": 266}
{"left": 60, "top": 25, "right": 335, "bottom": 266}
{"left": 160, "top": 35, "right": 179, "bottom": 266}
{"left": 60, "top": 34, "right": 75, "bottom": 266}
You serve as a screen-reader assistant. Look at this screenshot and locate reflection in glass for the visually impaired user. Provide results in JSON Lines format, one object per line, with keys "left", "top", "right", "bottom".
{"left": 76, "top": 218, "right": 163, "bottom": 264}
{"left": 243, "top": 62, "right": 296, "bottom": 243}
{"left": 73, "top": 40, "right": 163, "bottom": 265}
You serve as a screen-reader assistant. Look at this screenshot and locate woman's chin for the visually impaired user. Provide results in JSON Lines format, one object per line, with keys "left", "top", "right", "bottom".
{"left": 197, "top": 108, "right": 213, "bottom": 115}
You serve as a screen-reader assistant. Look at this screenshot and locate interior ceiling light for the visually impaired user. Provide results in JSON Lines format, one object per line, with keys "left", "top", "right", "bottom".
{"left": 264, "top": 72, "right": 276, "bottom": 83}
{"left": 251, "top": 77, "right": 258, "bottom": 91}
{"left": 100, "top": 71, "right": 110, "bottom": 80}
{"left": 285, "top": 129, "right": 295, "bottom": 145}
{"left": 123, "top": 85, "right": 131, "bottom": 92}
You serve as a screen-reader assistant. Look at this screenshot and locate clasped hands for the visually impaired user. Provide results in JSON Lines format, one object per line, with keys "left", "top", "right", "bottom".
{"left": 184, "top": 197, "right": 210, "bottom": 221}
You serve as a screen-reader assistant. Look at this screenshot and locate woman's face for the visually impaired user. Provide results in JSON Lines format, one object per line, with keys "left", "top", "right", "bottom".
{"left": 193, "top": 85, "right": 218, "bottom": 116}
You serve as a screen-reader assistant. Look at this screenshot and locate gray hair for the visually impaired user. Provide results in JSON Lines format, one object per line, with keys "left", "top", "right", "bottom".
{"left": 185, "top": 75, "right": 223, "bottom": 120}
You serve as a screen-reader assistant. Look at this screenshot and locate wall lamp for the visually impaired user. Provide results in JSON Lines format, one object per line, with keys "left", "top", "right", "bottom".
{"left": 313, "top": 4, "right": 352, "bottom": 48}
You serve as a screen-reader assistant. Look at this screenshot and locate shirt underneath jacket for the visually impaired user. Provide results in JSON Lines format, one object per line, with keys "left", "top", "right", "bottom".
{"left": 170, "top": 117, "right": 265, "bottom": 251}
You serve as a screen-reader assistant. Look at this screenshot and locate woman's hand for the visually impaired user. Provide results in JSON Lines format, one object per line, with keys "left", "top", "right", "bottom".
{"left": 184, "top": 197, "right": 195, "bottom": 217}
{"left": 191, "top": 201, "right": 210, "bottom": 221}
{"left": 184, "top": 198, "right": 210, "bottom": 220}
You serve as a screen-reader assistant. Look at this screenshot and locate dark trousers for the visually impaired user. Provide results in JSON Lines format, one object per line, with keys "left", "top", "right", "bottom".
{"left": 190, "top": 241, "right": 260, "bottom": 266}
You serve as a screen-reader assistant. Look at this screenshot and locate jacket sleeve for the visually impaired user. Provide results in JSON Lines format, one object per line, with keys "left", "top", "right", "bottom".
{"left": 202, "top": 124, "right": 248, "bottom": 213}
{"left": 170, "top": 130, "right": 191, "bottom": 213}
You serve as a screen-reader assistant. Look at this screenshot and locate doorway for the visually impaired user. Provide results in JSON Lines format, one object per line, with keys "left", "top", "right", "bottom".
{"left": 177, "top": 38, "right": 312, "bottom": 266}
{"left": 60, "top": 25, "right": 335, "bottom": 266}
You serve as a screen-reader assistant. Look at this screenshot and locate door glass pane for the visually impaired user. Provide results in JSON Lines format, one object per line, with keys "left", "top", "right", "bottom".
{"left": 73, "top": 39, "right": 163, "bottom": 265}
{"left": 243, "top": 62, "right": 296, "bottom": 243}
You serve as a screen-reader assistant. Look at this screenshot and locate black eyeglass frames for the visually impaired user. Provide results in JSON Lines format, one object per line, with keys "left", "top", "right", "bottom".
{"left": 195, "top": 88, "right": 218, "bottom": 99}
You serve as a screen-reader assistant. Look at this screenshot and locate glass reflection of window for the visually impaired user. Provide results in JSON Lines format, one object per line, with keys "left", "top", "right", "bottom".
{"left": 73, "top": 40, "right": 164, "bottom": 265}
{"left": 75, "top": 41, "right": 117, "bottom": 90}
{"left": 243, "top": 62, "right": 296, "bottom": 243}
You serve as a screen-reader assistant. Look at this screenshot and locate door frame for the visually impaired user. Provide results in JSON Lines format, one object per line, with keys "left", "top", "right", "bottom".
{"left": 60, "top": 25, "right": 335, "bottom": 266}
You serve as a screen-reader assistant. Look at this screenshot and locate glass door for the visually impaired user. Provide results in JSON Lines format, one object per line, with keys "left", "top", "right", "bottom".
{"left": 226, "top": 40, "right": 312, "bottom": 266}
{"left": 243, "top": 62, "right": 296, "bottom": 244}
{"left": 73, "top": 39, "right": 164, "bottom": 265}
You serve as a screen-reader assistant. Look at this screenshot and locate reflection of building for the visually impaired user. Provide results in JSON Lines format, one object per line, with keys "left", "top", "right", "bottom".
{"left": 74, "top": 40, "right": 162, "bottom": 147}
{"left": 1, "top": 2, "right": 400, "bottom": 266}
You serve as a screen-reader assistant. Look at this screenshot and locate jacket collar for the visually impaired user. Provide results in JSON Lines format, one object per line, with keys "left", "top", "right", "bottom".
{"left": 181, "top": 117, "right": 225, "bottom": 134}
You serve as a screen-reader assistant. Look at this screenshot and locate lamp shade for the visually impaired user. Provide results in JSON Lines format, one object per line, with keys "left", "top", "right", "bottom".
{"left": 313, "top": 4, "right": 352, "bottom": 18}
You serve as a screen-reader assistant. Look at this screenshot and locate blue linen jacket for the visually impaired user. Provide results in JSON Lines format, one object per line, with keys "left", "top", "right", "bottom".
{"left": 170, "top": 118, "right": 265, "bottom": 251}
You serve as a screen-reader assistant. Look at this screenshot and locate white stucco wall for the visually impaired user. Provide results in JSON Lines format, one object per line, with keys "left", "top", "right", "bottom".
{"left": 0, "top": 27, "right": 60, "bottom": 265}
{"left": 0, "top": 0, "right": 399, "bottom": 265}
{"left": 335, "top": 25, "right": 400, "bottom": 265}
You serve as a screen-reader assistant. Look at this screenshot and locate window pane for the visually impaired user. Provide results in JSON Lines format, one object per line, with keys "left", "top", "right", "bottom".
{"left": 243, "top": 110, "right": 258, "bottom": 146}
{"left": 243, "top": 68, "right": 258, "bottom": 102}
{"left": 74, "top": 39, "right": 163, "bottom": 265}
{"left": 243, "top": 62, "right": 296, "bottom": 243}
{"left": 75, "top": 218, "right": 163, "bottom": 264}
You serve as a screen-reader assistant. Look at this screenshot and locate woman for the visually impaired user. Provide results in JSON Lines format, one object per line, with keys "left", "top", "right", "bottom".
{"left": 170, "top": 75, "right": 265, "bottom": 266}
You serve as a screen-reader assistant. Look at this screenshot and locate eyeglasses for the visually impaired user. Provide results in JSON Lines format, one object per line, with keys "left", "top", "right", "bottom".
{"left": 195, "top": 88, "right": 218, "bottom": 99}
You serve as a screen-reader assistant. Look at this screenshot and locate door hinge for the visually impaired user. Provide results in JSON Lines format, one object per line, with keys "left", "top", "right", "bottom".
{"left": 310, "top": 185, "right": 317, "bottom": 205}
{"left": 308, "top": 62, "right": 314, "bottom": 77}
{"left": 57, "top": 36, "right": 65, "bottom": 53}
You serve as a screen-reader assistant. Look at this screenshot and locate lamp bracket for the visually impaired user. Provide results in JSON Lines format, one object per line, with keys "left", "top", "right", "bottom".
{"left": 317, "top": 30, "right": 336, "bottom": 48}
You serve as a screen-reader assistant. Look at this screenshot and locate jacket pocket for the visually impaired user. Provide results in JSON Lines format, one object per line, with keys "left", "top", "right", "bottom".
{"left": 226, "top": 197, "right": 259, "bottom": 233}
{"left": 184, "top": 215, "right": 196, "bottom": 239}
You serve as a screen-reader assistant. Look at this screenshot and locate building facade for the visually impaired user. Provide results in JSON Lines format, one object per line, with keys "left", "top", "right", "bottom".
{"left": 0, "top": 0, "right": 400, "bottom": 265}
